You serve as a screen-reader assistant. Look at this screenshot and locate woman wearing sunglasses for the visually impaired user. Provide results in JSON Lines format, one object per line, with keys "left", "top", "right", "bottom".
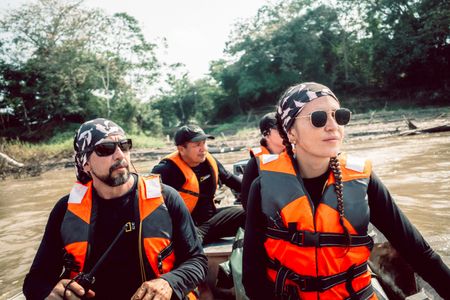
{"left": 242, "top": 82, "right": 449, "bottom": 299}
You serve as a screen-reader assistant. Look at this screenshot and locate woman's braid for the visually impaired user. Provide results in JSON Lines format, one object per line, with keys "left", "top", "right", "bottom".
{"left": 275, "top": 112, "right": 294, "bottom": 157}
{"left": 329, "top": 156, "right": 351, "bottom": 250}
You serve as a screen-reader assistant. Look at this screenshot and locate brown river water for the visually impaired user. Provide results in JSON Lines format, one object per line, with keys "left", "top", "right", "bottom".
{"left": 0, "top": 132, "right": 449, "bottom": 299}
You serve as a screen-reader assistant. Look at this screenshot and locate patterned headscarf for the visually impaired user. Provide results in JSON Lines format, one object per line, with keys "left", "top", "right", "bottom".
{"left": 277, "top": 82, "right": 339, "bottom": 135}
{"left": 73, "top": 118, "right": 125, "bottom": 183}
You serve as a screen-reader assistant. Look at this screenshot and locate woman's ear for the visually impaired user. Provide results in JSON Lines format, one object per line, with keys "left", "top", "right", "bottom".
{"left": 288, "top": 129, "right": 297, "bottom": 145}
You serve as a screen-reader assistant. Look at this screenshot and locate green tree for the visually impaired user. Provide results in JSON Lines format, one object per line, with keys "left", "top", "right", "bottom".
{"left": 210, "top": 0, "right": 347, "bottom": 116}
{"left": 151, "top": 63, "right": 217, "bottom": 129}
{"left": 0, "top": 0, "right": 161, "bottom": 140}
{"left": 339, "top": 0, "right": 450, "bottom": 92}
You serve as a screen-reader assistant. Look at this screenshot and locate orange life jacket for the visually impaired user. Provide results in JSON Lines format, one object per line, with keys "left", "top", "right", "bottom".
{"left": 164, "top": 151, "right": 219, "bottom": 213}
{"left": 249, "top": 145, "right": 271, "bottom": 158}
{"left": 257, "top": 152, "right": 375, "bottom": 300}
{"left": 60, "top": 175, "right": 196, "bottom": 299}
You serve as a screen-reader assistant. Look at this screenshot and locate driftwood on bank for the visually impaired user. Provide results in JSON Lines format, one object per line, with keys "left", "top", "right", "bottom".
{"left": 208, "top": 145, "right": 246, "bottom": 154}
{"left": 396, "top": 115, "right": 450, "bottom": 136}
{"left": 398, "top": 124, "right": 450, "bottom": 136}
{"left": 132, "top": 145, "right": 246, "bottom": 161}
{"left": 0, "top": 152, "right": 24, "bottom": 167}
{"left": 403, "top": 115, "right": 418, "bottom": 130}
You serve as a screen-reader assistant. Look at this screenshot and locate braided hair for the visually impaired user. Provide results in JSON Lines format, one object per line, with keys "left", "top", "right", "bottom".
{"left": 275, "top": 112, "right": 294, "bottom": 157}
{"left": 330, "top": 156, "right": 351, "bottom": 252}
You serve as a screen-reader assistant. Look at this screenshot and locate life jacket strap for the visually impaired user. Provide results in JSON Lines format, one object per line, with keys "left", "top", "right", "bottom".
{"left": 157, "top": 242, "right": 174, "bottom": 274}
{"left": 178, "top": 188, "right": 200, "bottom": 197}
{"left": 266, "top": 227, "right": 373, "bottom": 248}
{"left": 270, "top": 260, "right": 369, "bottom": 293}
{"left": 344, "top": 283, "right": 374, "bottom": 300}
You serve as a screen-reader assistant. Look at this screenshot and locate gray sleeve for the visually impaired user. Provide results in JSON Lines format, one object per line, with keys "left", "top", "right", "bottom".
{"left": 160, "top": 184, "right": 208, "bottom": 299}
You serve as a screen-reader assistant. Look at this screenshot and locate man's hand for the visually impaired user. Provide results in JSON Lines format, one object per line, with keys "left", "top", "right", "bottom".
{"left": 132, "top": 278, "right": 173, "bottom": 300}
{"left": 45, "top": 279, "right": 95, "bottom": 300}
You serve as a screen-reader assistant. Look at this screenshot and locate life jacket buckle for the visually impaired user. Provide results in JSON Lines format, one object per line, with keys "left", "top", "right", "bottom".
{"left": 125, "top": 221, "right": 135, "bottom": 232}
{"left": 302, "top": 231, "right": 319, "bottom": 247}
{"left": 293, "top": 275, "right": 320, "bottom": 292}
{"left": 290, "top": 232, "right": 301, "bottom": 244}
{"left": 298, "top": 278, "right": 307, "bottom": 291}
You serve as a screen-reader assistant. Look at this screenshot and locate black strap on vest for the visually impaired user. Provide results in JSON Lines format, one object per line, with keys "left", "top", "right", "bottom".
{"left": 344, "top": 282, "right": 374, "bottom": 300}
{"left": 271, "top": 260, "right": 369, "bottom": 297}
{"left": 178, "top": 188, "right": 200, "bottom": 197}
{"left": 266, "top": 227, "right": 373, "bottom": 248}
{"left": 157, "top": 242, "right": 174, "bottom": 274}
{"left": 64, "top": 222, "right": 136, "bottom": 299}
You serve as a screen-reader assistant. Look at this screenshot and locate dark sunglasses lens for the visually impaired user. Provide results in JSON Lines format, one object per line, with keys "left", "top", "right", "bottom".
{"left": 311, "top": 111, "right": 328, "bottom": 127}
{"left": 335, "top": 108, "right": 351, "bottom": 125}
{"left": 119, "top": 139, "right": 132, "bottom": 151}
{"left": 95, "top": 143, "right": 117, "bottom": 156}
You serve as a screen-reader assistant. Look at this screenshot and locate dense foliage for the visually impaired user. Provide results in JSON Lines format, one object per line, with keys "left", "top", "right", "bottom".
{"left": 0, "top": 0, "right": 161, "bottom": 140}
{"left": 1, "top": 0, "right": 449, "bottom": 141}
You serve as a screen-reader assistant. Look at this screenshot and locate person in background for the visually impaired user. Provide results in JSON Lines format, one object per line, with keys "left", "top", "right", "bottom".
{"left": 241, "top": 112, "right": 285, "bottom": 210}
{"left": 23, "top": 118, "right": 207, "bottom": 300}
{"left": 249, "top": 112, "right": 285, "bottom": 158}
{"left": 242, "top": 82, "right": 450, "bottom": 299}
{"left": 152, "top": 125, "right": 245, "bottom": 245}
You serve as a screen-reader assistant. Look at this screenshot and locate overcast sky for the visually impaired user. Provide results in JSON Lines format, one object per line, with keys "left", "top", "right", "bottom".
{"left": 0, "top": 0, "right": 270, "bottom": 79}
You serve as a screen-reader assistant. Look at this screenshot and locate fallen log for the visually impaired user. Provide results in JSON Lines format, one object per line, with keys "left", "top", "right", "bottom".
{"left": 398, "top": 124, "right": 450, "bottom": 136}
{"left": 209, "top": 145, "right": 246, "bottom": 154}
{"left": 402, "top": 115, "right": 418, "bottom": 129}
{"left": 0, "top": 152, "right": 24, "bottom": 168}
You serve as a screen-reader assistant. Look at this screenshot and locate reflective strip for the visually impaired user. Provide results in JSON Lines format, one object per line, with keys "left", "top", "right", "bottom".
{"left": 68, "top": 183, "right": 88, "bottom": 204}
{"left": 251, "top": 147, "right": 262, "bottom": 155}
{"left": 261, "top": 154, "right": 279, "bottom": 164}
{"left": 346, "top": 155, "right": 366, "bottom": 173}
{"left": 144, "top": 177, "right": 162, "bottom": 198}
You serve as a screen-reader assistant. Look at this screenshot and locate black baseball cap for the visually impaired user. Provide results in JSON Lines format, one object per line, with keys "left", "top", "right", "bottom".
{"left": 174, "top": 125, "right": 215, "bottom": 145}
{"left": 259, "top": 112, "right": 278, "bottom": 136}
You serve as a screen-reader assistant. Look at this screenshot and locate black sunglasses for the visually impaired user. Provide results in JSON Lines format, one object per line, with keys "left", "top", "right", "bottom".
{"left": 296, "top": 108, "right": 352, "bottom": 128}
{"left": 88, "top": 139, "right": 133, "bottom": 157}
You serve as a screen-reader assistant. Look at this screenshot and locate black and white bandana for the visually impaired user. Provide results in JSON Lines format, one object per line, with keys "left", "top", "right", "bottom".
{"left": 73, "top": 118, "right": 125, "bottom": 183}
{"left": 277, "top": 82, "right": 339, "bottom": 135}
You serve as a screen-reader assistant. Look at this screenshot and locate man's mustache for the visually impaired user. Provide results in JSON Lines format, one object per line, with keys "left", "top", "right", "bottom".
{"left": 110, "top": 160, "right": 129, "bottom": 172}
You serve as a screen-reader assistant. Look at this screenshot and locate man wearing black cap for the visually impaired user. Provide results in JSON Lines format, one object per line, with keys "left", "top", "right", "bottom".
{"left": 152, "top": 124, "right": 245, "bottom": 245}
{"left": 23, "top": 118, "right": 207, "bottom": 300}
{"left": 249, "top": 112, "right": 285, "bottom": 158}
{"left": 240, "top": 112, "right": 285, "bottom": 210}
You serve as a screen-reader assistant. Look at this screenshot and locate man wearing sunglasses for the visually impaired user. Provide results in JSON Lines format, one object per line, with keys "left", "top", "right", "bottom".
{"left": 152, "top": 125, "right": 245, "bottom": 245}
{"left": 23, "top": 118, "right": 207, "bottom": 300}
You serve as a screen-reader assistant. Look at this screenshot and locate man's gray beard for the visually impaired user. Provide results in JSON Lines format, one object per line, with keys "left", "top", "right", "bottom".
{"left": 91, "top": 160, "right": 131, "bottom": 187}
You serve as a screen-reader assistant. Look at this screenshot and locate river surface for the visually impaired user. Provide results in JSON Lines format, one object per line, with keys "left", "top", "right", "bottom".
{"left": 0, "top": 132, "right": 449, "bottom": 299}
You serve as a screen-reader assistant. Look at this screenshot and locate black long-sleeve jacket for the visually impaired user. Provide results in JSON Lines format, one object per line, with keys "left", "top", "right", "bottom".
{"left": 23, "top": 175, "right": 207, "bottom": 300}
{"left": 240, "top": 156, "right": 258, "bottom": 210}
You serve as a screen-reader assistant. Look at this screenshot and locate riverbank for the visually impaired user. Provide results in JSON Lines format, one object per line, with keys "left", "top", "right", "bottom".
{"left": 1, "top": 106, "right": 449, "bottom": 180}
